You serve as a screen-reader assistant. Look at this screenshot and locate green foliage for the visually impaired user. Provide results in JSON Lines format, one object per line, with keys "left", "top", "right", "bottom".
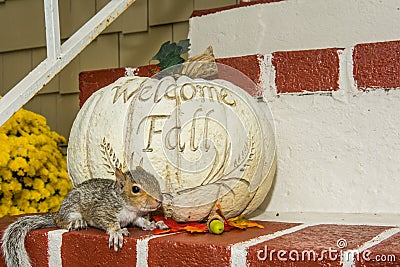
{"left": 152, "top": 39, "right": 191, "bottom": 70}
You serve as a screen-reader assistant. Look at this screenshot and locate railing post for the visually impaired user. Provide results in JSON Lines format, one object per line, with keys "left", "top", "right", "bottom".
{"left": 0, "top": 0, "right": 136, "bottom": 127}
{"left": 44, "top": 0, "right": 61, "bottom": 61}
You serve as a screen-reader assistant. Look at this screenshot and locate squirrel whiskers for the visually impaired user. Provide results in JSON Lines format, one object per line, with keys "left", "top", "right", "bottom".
{"left": 2, "top": 166, "right": 168, "bottom": 267}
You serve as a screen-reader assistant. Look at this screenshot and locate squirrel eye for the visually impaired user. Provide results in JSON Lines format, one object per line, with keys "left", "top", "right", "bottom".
{"left": 131, "top": 185, "right": 141, "bottom": 194}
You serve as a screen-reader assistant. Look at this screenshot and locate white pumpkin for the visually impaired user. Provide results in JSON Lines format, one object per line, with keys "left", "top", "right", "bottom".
{"left": 67, "top": 72, "right": 276, "bottom": 222}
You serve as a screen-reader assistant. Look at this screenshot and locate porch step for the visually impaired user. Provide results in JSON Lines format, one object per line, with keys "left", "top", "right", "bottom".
{"left": 0, "top": 215, "right": 399, "bottom": 266}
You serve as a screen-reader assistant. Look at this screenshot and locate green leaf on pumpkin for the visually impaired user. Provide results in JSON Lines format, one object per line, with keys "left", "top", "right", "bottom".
{"left": 152, "top": 39, "right": 191, "bottom": 70}
{"left": 177, "top": 39, "right": 190, "bottom": 54}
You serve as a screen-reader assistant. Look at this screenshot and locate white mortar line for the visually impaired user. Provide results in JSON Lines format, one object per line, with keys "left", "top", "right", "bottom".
{"left": 337, "top": 48, "right": 348, "bottom": 92}
{"left": 47, "top": 229, "right": 68, "bottom": 267}
{"left": 230, "top": 223, "right": 316, "bottom": 267}
{"left": 251, "top": 212, "right": 400, "bottom": 227}
{"left": 125, "top": 67, "right": 137, "bottom": 77}
{"left": 136, "top": 233, "right": 175, "bottom": 267}
{"left": 346, "top": 46, "right": 358, "bottom": 94}
{"left": 261, "top": 53, "right": 277, "bottom": 102}
{"left": 341, "top": 227, "right": 400, "bottom": 267}
{"left": 268, "top": 220, "right": 400, "bottom": 227}
{"left": 327, "top": 48, "right": 349, "bottom": 104}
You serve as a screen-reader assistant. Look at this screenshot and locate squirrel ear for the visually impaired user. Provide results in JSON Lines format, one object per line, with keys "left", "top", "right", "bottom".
{"left": 136, "top": 165, "right": 144, "bottom": 171}
{"left": 114, "top": 168, "right": 126, "bottom": 189}
{"left": 139, "top": 157, "right": 144, "bottom": 168}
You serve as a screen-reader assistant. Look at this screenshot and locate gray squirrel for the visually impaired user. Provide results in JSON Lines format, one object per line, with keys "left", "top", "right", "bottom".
{"left": 1, "top": 166, "right": 168, "bottom": 267}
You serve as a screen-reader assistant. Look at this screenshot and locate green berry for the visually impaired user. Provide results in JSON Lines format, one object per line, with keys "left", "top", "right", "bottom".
{"left": 209, "top": 219, "right": 224, "bottom": 234}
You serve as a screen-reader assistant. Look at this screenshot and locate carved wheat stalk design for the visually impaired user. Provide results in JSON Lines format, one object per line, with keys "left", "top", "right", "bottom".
{"left": 100, "top": 137, "right": 124, "bottom": 174}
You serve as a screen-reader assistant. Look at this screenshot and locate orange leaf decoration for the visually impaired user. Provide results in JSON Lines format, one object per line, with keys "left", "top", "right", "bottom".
{"left": 184, "top": 225, "right": 208, "bottom": 233}
{"left": 227, "top": 216, "right": 264, "bottom": 229}
{"left": 153, "top": 215, "right": 209, "bottom": 234}
{"left": 152, "top": 205, "right": 263, "bottom": 235}
{"left": 153, "top": 228, "right": 171, "bottom": 235}
{"left": 215, "top": 204, "right": 264, "bottom": 229}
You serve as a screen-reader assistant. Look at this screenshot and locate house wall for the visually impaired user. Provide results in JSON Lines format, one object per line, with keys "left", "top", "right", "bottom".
{"left": 189, "top": 0, "right": 400, "bottom": 215}
{"left": 0, "top": 0, "right": 239, "bottom": 139}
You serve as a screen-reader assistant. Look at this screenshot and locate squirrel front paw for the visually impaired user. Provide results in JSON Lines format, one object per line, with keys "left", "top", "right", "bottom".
{"left": 134, "top": 217, "right": 170, "bottom": 231}
{"left": 155, "top": 221, "right": 169, "bottom": 230}
{"left": 142, "top": 220, "right": 157, "bottom": 231}
{"left": 134, "top": 217, "right": 159, "bottom": 231}
{"left": 108, "top": 228, "right": 131, "bottom": 252}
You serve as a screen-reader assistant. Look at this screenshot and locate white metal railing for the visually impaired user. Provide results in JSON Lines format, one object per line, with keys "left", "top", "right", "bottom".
{"left": 0, "top": 0, "right": 136, "bottom": 126}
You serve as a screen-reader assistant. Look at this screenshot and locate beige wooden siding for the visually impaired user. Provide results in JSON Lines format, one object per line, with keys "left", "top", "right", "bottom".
{"left": 0, "top": 0, "right": 240, "bottom": 139}
{"left": 149, "top": 0, "right": 194, "bottom": 26}
{"left": 173, "top": 22, "right": 190, "bottom": 43}
{"left": 59, "top": 0, "right": 96, "bottom": 39}
{"left": 0, "top": 54, "right": 3, "bottom": 95}
{"left": 194, "top": 0, "right": 237, "bottom": 10}
{"left": 96, "top": 0, "right": 148, "bottom": 34}
{"left": 2, "top": 50, "right": 31, "bottom": 96}
{"left": 56, "top": 94, "right": 80, "bottom": 140}
{"left": 0, "top": 0, "right": 45, "bottom": 52}
{"left": 120, "top": 25, "right": 173, "bottom": 67}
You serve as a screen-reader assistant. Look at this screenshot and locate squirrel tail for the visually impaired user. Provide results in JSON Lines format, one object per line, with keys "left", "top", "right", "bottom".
{"left": 2, "top": 213, "right": 57, "bottom": 267}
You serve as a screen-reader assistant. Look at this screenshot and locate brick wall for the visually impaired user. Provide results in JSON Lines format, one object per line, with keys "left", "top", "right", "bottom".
{"left": 265, "top": 41, "right": 400, "bottom": 94}
{"left": 1, "top": 216, "right": 400, "bottom": 266}
{"left": 78, "top": 40, "right": 400, "bottom": 100}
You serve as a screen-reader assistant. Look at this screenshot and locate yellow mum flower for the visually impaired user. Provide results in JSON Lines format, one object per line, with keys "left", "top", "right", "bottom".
{"left": 46, "top": 196, "right": 61, "bottom": 210}
{"left": 23, "top": 177, "right": 33, "bottom": 187}
{"left": 20, "top": 189, "right": 31, "bottom": 200}
{"left": 25, "top": 207, "right": 38, "bottom": 214}
{"left": 38, "top": 188, "right": 50, "bottom": 198}
{"left": 16, "top": 198, "right": 30, "bottom": 211}
{"left": 25, "top": 165, "right": 36, "bottom": 177}
{"left": 0, "top": 205, "right": 9, "bottom": 217}
{"left": 0, "top": 169, "right": 12, "bottom": 181}
{"left": 0, "top": 133, "right": 8, "bottom": 141}
{"left": 45, "top": 183, "right": 55, "bottom": 195}
{"left": 0, "top": 151, "right": 10, "bottom": 167}
{"left": 33, "top": 178, "right": 45, "bottom": 190}
{"left": 30, "top": 200, "right": 38, "bottom": 209}
{"left": 38, "top": 202, "right": 48, "bottom": 213}
{"left": 0, "top": 107, "right": 72, "bottom": 218}
{"left": 10, "top": 206, "right": 22, "bottom": 216}
{"left": 9, "top": 179, "right": 22, "bottom": 192}
{"left": 1, "top": 195, "right": 12, "bottom": 206}
{"left": 7, "top": 160, "right": 19, "bottom": 172}
{"left": 30, "top": 190, "right": 42, "bottom": 202}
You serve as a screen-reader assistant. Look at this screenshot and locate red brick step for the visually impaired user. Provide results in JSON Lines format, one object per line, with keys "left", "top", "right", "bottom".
{"left": 1, "top": 217, "right": 399, "bottom": 266}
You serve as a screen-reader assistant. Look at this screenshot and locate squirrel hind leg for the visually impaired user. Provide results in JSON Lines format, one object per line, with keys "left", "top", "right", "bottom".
{"left": 68, "top": 218, "right": 88, "bottom": 231}
{"left": 56, "top": 212, "right": 87, "bottom": 231}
